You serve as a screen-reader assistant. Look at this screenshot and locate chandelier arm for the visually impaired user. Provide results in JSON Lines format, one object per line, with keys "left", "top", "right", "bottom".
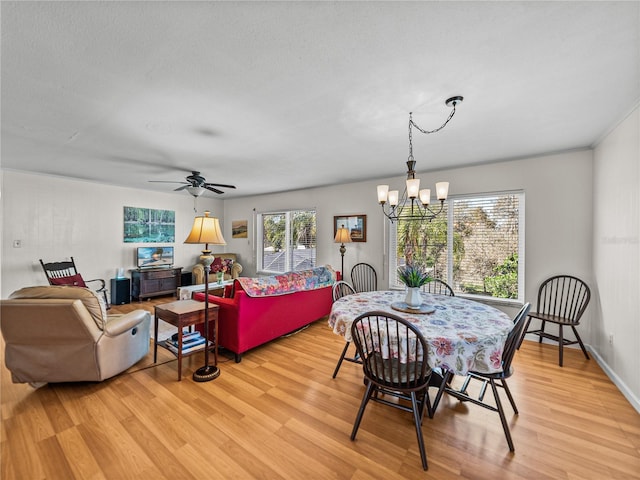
{"left": 424, "top": 201, "right": 445, "bottom": 218}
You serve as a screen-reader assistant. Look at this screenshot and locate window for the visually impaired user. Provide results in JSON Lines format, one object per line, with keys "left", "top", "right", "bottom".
{"left": 257, "top": 209, "right": 317, "bottom": 274}
{"left": 390, "top": 192, "right": 524, "bottom": 302}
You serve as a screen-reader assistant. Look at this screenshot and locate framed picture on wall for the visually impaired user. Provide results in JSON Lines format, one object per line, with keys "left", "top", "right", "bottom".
{"left": 232, "top": 220, "right": 248, "bottom": 238}
{"left": 123, "top": 206, "right": 175, "bottom": 243}
{"left": 334, "top": 214, "right": 367, "bottom": 242}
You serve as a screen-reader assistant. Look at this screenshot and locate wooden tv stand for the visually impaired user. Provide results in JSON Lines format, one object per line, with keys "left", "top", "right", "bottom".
{"left": 131, "top": 267, "right": 182, "bottom": 301}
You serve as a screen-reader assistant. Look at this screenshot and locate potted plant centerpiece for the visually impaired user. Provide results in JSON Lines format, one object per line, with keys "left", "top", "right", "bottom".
{"left": 397, "top": 263, "right": 432, "bottom": 309}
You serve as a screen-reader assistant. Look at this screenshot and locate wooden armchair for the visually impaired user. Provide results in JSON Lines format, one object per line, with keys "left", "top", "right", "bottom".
{"left": 39, "top": 257, "right": 109, "bottom": 308}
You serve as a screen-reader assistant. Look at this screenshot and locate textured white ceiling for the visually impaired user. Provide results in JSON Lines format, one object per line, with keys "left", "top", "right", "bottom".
{"left": 1, "top": 1, "right": 639, "bottom": 199}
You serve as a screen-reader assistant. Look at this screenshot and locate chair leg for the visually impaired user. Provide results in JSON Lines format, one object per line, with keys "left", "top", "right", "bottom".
{"left": 490, "top": 379, "right": 515, "bottom": 452}
{"left": 332, "top": 341, "right": 351, "bottom": 378}
{"left": 430, "top": 370, "right": 452, "bottom": 416}
{"left": 459, "top": 374, "right": 472, "bottom": 396}
{"left": 500, "top": 379, "right": 518, "bottom": 414}
{"left": 410, "top": 391, "right": 428, "bottom": 470}
{"left": 538, "top": 320, "right": 546, "bottom": 343}
{"left": 558, "top": 325, "right": 564, "bottom": 367}
{"left": 350, "top": 381, "right": 375, "bottom": 440}
{"left": 421, "top": 384, "right": 432, "bottom": 421}
{"left": 572, "top": 326, "right": 590, "bottom": 360}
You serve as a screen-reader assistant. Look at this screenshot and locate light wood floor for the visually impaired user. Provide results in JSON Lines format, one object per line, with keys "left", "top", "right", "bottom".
{"left": 2, "top": 296, "right": 639, "bottom": 479}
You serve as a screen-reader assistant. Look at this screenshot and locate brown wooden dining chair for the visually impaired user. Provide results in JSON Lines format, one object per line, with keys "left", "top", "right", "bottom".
{"left": 422, "top": 278, "right": 455, "bottom": 296}
{"left": 350, "top": 311, "right": 434, "bottom": 470}
{"left": 39, "top": 257, "right": 109, "bottom": 308}
{"left": 521, "top": 275, "right": 591, "bottom": 366}
{"left": 441, "top": 303, "right": 531, "bottom": 452}
{"left": 331, "top": 281, "right": 359, "bottom": 378}
{"left": 350, "top": 263, "right": 377, "bottom": 293}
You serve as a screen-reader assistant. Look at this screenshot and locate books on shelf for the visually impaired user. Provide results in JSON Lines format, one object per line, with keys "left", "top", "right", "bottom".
{"left": 169, "top": 331, "right": 201, "bottom": 343}
{"left": 164, "top": 331, "right": 209, "bottom": 354}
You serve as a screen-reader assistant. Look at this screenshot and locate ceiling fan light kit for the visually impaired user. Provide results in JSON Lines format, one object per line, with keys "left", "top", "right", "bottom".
{"left": 149, "top": 171, "right": 236, "bottom": 197}
{"left": 186, "top": 186, "right": 206, "bottom": 197}
{"left": 377, "top": 96, "right": 463, "bottom": 223}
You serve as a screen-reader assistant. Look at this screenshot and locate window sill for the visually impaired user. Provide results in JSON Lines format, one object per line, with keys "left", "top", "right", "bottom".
{"left": 455, "top": 294, "right": 523, "bottom": 309}
{"left": 390, "top": 287, "right": 522, "bottom": 309}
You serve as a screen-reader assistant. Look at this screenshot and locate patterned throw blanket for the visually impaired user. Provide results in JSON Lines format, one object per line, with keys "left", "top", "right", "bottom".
{"left": 237, "top": 265, "right": 336, "bottom": 297}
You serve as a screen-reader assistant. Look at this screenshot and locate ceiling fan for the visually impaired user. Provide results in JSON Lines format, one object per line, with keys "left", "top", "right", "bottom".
{"left": 149, "top": 171, "right": 236, "bottom": 197}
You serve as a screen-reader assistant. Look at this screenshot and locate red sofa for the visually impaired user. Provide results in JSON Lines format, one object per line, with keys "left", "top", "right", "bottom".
{"left": 193, "top": 267, "right": 336, "bottom": 362}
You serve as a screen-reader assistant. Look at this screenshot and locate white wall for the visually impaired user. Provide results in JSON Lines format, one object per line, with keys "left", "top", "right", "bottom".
{"left": 223, "top": 149, "right": 594, "bottom": 323}
{"left": 0, "top": 171, "right": 224, "bottom": 298}
{"left": 593, "top": 105, "right": 640, "bottom": 410}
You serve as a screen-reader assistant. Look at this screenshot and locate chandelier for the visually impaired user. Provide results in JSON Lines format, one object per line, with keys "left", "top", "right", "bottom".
{"left": 377, "top": 96, "right": 463, "bottom": 223}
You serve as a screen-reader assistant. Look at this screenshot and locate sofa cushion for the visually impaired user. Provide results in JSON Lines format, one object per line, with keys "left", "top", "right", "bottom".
{"left": 49, "top": 274, "right": 87, "bottom": 287}
{"left": 9, "top": 285, "right": 106, "bottom": 329}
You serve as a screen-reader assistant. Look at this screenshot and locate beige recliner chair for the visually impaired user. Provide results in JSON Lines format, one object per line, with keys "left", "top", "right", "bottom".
{"left": 0, "top": 285, "right": 150, "bottom": 385}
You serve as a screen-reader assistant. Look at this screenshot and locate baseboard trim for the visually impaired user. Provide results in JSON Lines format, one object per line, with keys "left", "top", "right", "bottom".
{"left": 587, "top": 344, "right": 640, "bottom": 414}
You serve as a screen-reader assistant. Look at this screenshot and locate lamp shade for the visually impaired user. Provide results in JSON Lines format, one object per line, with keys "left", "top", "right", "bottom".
{"left": 184, "top": 211, "right": 227, "bottom": 247}
{"left": 334, "top": 226, "right": 352, "bottom": 244}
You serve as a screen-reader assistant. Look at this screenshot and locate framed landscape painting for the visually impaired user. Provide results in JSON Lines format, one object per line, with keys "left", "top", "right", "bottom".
{"left": 333, "top": 214, "right": 367, "bottom": 242}
{"left": 123, "top": 206, "right": 175, "bottom": 243}
{"left": 232, "top": 220, "right": 248, "bottom": 238}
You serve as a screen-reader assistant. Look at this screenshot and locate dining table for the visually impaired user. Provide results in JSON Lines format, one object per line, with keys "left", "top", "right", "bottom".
{"left": 328, "top": 290, "right": 514, "bottom": 376}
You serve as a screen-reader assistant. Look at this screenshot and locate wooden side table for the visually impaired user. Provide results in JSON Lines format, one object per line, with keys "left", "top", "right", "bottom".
{"left": 154, "top": 299, "right": 219, "bottom": 381}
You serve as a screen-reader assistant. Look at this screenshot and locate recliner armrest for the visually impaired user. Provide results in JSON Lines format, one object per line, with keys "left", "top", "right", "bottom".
{"left": 104, "top": 310, "right": 150, "bottom": 337}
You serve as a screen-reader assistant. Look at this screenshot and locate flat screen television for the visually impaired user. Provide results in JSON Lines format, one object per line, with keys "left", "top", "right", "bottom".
{"left": 136, "top": 246, "right": 174, "bottom": 268}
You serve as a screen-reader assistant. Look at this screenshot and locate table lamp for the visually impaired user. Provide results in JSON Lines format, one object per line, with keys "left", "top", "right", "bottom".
{"left": 184, "top": 210, "right": 226, "bottom": 382}
{"left": 334, "top": 224, "right": 352, "bottom": 278}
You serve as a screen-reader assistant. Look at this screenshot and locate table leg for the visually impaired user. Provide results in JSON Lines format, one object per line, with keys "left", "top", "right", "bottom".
{"left": 177, "top": 324, "right": 183, "bottom": 381}
{"left": 153, "top": 309, "right": 159, "bottom": 363}
{"left": 213, "top": 314, "right": 218, "bottom": 367}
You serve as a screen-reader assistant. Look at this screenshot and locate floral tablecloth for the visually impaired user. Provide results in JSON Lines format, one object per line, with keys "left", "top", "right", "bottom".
{"left": 328, "top": 290, "right": 513, "bottom": 375}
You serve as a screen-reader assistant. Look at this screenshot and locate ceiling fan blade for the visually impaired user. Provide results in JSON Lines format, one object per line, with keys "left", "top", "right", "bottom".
{"left": 148, "top": 180, "right": 189, "bottom": 184}
{"left": 204, "top": 185, "right": 224, "bottom": 194}
{"left": 174, "top": 185, "right": 189, "bottom": 191}
{"left": 204, "top": 182, "right": 236, "bottom": 189}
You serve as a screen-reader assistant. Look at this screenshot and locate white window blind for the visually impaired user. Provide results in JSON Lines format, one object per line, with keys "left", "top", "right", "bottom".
{"left": 390, "top": 192, "right": 524, "bottom": 301}
{"left": 257, "top": 209, "right": 316, "bottom": 274}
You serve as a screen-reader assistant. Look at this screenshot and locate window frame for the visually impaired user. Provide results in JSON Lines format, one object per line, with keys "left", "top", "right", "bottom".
{"left": 388, "top": 190, "right": 525, "bottom": 305}
{"left": 256, "top": 208, "right": 317, "bottom": 275}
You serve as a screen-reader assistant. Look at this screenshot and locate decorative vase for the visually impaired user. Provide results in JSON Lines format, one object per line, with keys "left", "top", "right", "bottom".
{"left": 217, "top": 272, "right": 223, "bottom": 284}
{"left": 405, "top": 287, "right": 422, "bottom": 309}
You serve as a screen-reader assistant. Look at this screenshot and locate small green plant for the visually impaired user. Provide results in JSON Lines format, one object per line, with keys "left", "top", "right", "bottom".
{"left": 397, "top": 263, "right": 432, "bottom": 288}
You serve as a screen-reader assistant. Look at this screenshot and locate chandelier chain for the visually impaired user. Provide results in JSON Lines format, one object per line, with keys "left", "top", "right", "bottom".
{"left": 408, "top": 105, "right": 458, "bottom": 161}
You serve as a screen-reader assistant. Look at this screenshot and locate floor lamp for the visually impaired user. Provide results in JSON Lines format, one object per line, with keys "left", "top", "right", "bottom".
{"left": 334, "top": 224, "right": 352, "bottom": 279}
{"left": 184, "top": 211, "right": 226, "bottom": 382}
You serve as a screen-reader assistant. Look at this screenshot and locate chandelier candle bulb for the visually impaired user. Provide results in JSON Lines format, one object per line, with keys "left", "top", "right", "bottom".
{"left": 406, "top": 178, "right": 420, "bottom": 198}
{"left": 388, "top": 190, "right": 399, "bottom": 206}
{"left": 436, "top": 182, "right": 449, "bottom": 200}
{"left": 419, "top": 189, "right": 431, "bottom": 205}
{"left": 377, "top": 185, "right": 389, "bottom": 204}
